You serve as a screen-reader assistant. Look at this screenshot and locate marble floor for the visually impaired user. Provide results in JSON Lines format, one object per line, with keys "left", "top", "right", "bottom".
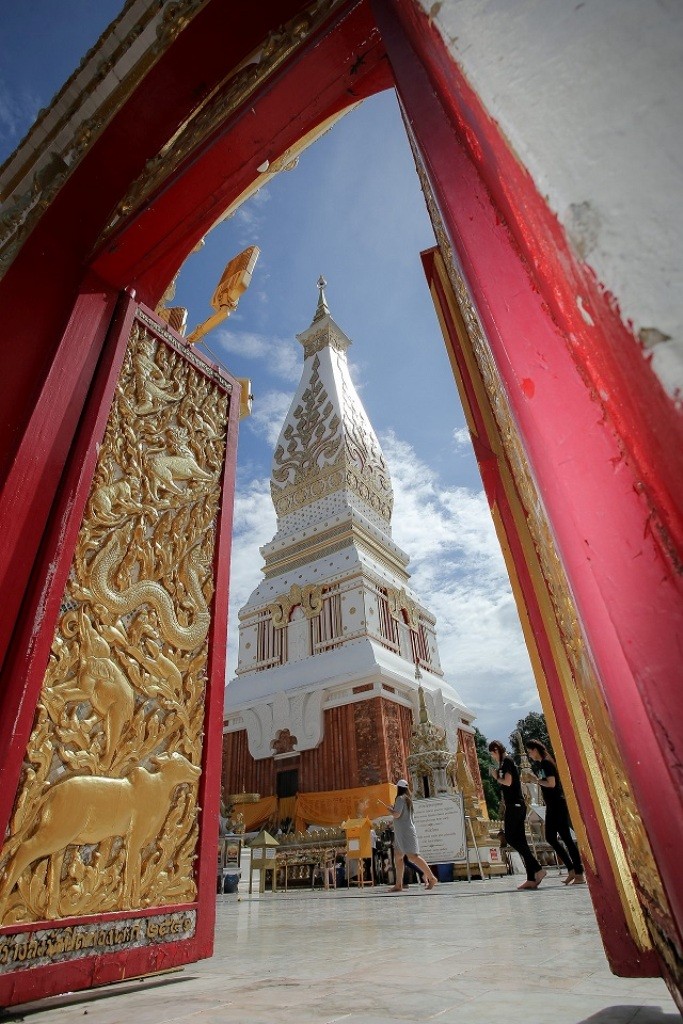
{"left": 3, "top": 874, "right": 679, "bottom": 1024}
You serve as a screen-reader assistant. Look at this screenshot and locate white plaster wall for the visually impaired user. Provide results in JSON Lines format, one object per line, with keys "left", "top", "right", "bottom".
{"left": 237, "top": 621, "right": 258, "bottom": 671}
{"left": 424, "top": 622, "right": 442, "bottom": 673}
{"left": 421, "top": 0, "right": 683, "bottom": 399}
{"left": 341, "top": 585, "right": 365, "bottom": 634}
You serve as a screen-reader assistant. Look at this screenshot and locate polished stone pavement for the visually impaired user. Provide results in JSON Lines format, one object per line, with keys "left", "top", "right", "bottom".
{"left": 3, "top": 874, "right": 679, "bottom": 1024}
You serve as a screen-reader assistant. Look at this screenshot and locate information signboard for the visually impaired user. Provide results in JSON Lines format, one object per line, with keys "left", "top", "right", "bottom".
{"left": 411, "top": 795, "right": 466, "bottom": 863}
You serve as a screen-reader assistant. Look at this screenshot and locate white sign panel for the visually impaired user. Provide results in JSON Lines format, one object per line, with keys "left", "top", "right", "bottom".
{"left": 411, "top": 795, "right": 466, "bottom": 863}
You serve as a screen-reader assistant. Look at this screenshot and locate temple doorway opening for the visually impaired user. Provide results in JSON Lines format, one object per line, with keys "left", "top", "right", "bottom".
{"left": 164, "top": 86, "right": 537, "bottom": 828}
{"left": 170, "top": 85, "right": 537, "bottom": 739}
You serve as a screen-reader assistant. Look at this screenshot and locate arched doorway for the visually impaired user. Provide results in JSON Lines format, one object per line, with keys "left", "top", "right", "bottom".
{"left": 0, "top": 0, "right": 680, "bottom": 1007}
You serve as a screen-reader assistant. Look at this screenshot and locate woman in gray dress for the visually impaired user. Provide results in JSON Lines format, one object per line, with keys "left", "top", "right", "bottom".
{"left": 380, "top": 780, "right": 438, "bottom": 892}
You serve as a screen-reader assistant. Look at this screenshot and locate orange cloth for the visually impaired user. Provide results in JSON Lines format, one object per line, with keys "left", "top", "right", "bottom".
{"left": 236, "top": 796, "right": 278, "bottom": 832}
{"left": 294, "top": 784, "right": 395, "bottom": 832}
{"left": 278, "top": 795, "right": 297, "bottom": 826}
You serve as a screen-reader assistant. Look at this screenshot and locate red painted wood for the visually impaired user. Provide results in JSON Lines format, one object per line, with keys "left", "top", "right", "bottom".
{"left": 92, "top": 2, "right": 392, "bottom": 301}
{"left": 0, "top": 1, "right": 317, "bottom": 488}
{"left": 375, "top": 0, "right": 682, "bottom": 978}
{"left": 0, "top": 277, "right": 118, "bottom": 673}
{"left": 225, "top": 698, "right": 414, "bottom": 796}
{"left": 1, "top": 925, "right": 201, "bottom": 1007}
{"left": 384, "top": 2, "right": 683, "bottom": 558}
{"left": 0, "top": 0, "right": 678, "bottom": 999}
{"left": 190, "top": 314, "right": 243, "bottom": 959}
{"left": 422, "top": 248, "right": 659, "bottom": 977}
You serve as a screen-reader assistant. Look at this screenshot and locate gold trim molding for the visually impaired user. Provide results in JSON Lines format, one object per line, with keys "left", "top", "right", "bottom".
{"left": 268, "top": 583, "right": 324, "bottom": 628}
{"left": 102, "top": 0, "right": 342, "bottom": 241}
{"left": 386, "top": 586, "right": 419, "bottom": 630}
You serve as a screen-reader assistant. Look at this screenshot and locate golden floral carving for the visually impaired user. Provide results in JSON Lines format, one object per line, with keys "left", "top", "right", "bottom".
{"left": 272, "top": 355, "right": 343, "bottom": 493}
{"left": 0, "top": 312, "right": 231, "bottom": 924}
{"left": 271, "top": 346, "right": 394, "bottom": 523}
{"left": 273, "top": 459, "right": 345, "bottom": 517}
{"left": 300, "top": 323, "right": 345, "bottom": 360}
{"left": 339, "top": 354, "right": 393, "bottom": 519}
{"left": 454, "top": 752, "right": 489, "bottom": 843}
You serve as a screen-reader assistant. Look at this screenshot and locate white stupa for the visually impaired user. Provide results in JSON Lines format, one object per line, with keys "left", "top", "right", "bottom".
{"left": 223, "top": 279, "right": 475, "bottom": 796}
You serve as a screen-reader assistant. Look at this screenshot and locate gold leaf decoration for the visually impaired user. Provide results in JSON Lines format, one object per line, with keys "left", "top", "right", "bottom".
{"left": 0, "top": 312, "right": 230, "bottom": 924}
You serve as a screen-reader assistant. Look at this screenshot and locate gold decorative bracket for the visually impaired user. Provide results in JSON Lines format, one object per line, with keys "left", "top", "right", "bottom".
{"left": 185, "top": 245, "right": 259, "bottom": 345}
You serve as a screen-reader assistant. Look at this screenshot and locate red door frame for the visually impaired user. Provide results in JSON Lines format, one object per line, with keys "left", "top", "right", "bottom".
{"left": 0, "top": 0, "right": 680, "bottom": 1002}
{"left": 371, "top": 0, "right": 682, "bottom": 997}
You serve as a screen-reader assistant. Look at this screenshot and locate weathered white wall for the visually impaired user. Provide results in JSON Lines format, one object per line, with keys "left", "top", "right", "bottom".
{"left": 420, "top": 0, "right": 683, "bottom": 400}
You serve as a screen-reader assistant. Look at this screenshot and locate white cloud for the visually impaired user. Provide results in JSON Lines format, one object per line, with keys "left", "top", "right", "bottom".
{"left": 247, "top": 389, "right": 293, "bottom": 448}
{"left": 225, "top": 185, "right": 271, "bottom": 245}
{"left": 381, "top": 431, "right": 540, "bottom": 740}
{"left": 249, "top": 187, "right": 272, "bottom": 209}
{"left": 213, "top": 329, "right": 300, "bottom": 383}
{"left": 452, "top": 426, "right": 472, "bottom": 453}
{"left": 226, "top": 478, "right": 277, "bottom": 684}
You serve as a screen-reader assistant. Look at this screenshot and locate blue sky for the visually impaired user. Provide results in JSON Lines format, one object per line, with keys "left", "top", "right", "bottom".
{"left": 0, "top": 3, "right": 541, "bottom": 742}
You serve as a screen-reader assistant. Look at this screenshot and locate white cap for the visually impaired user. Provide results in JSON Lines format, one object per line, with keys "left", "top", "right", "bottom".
{"left": 396, "top": 779, "right": 408, "bottom": 788}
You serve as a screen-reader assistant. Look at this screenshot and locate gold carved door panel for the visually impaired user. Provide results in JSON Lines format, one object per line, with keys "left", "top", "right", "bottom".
{"left": 0, "top": 305, "right": 233, "bottom": 932}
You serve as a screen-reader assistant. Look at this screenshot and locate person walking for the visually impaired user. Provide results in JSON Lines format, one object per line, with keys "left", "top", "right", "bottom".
{"left": 488, "top": 740, "right": 546, "bottom": 890}
{"left": 525, "top": 739, "right": 585, "bottom": 885}
{"left": 379, "top": 780, "right": 438, "bottom": 892}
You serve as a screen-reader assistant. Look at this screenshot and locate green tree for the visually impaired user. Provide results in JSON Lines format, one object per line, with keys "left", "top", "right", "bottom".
{"left": 474, "top": 728, "right": 502, "bottom": 819}
{"left": 509, "top": 711, "right": 552, "bottom": 764}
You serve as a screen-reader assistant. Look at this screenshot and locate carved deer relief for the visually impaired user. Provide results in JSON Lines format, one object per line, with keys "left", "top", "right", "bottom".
{"left": 1, "top": 755, "right": 200, "bottom": 914}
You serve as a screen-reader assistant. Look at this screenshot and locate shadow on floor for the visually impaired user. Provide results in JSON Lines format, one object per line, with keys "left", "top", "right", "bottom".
{"left": 577, "top": 1007, "right": 680, "bottom": 1023}
{"left": 0, "top": 971, "right": 194, "bottom": 1021}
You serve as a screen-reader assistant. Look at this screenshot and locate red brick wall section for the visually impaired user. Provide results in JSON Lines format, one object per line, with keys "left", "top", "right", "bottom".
{"left": 223, "top": 698, "right": 416, "bottom": 796}
{"left": 300, "top": 704, "right": 355, "bottom": 791}
{"left": 354, "top": 699, "right": 383, "bottom": 786}
{"left": 382, "top": 700, "right": 412, "bottom": 784}
{"left": 222, "top": 729, "right": 274, "bottom": 796}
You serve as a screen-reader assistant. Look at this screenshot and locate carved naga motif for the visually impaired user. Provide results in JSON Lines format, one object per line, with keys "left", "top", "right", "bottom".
{"left": 89, "top": 532, "right": 210, "bottom": 651}
{"left": 0, "top": 315, "right": 230, "bottom": 925}
{"left": 269, "top": 583, "right": 324, "bottom": 628}
{"left": 386, "top": 586, "right": 419, "bottom": 630}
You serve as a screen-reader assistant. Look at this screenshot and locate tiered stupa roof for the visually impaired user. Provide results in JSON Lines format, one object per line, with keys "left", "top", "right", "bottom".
{"left": 225, "top": 281, "right": 473, "bottom": 760}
